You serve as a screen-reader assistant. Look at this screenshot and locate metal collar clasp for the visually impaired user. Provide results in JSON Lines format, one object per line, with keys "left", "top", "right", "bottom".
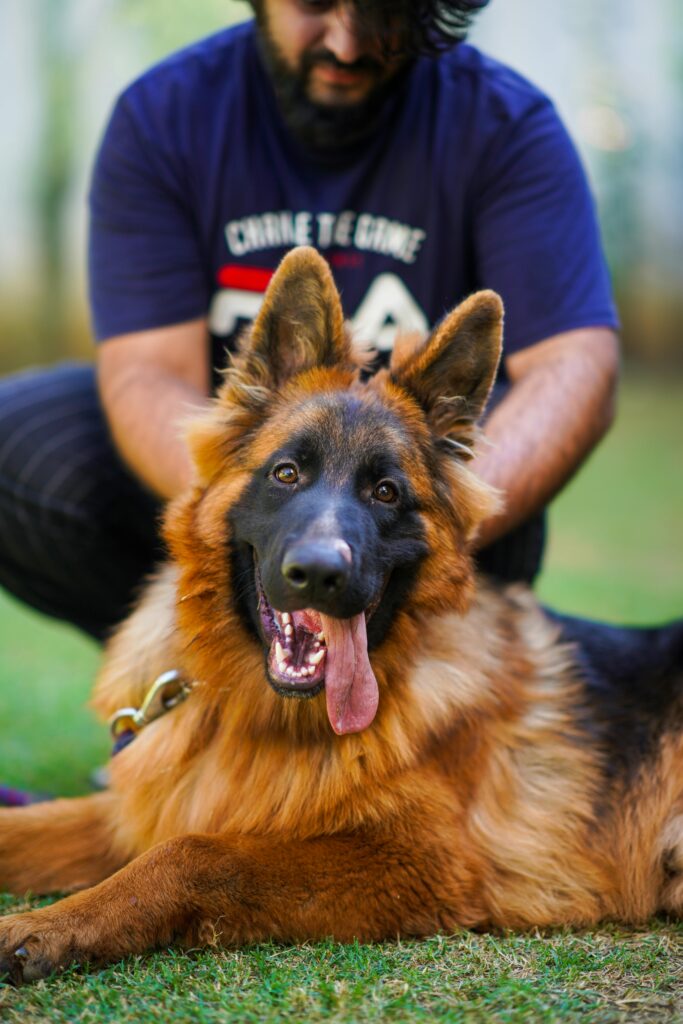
{"left": 109, "top": 670, "right": 193, "bottom": 754}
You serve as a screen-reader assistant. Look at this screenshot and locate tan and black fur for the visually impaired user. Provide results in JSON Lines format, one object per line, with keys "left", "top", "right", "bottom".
{"left": 0, "top": 247, "right": 681, "bottom": 984}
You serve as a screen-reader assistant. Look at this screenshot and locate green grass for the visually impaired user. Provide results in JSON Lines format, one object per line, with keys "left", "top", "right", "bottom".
{"left": 0, "top": 929, "right": 681, "bottom": 1023}
{"left": 537, "top": 367, "right": 683, "bottom": 623}
{"left": 0, "top": 603, "right": 103, "bottom": 798}
{"left": 0, "top": 367, "right": 682, "bottom": 1021}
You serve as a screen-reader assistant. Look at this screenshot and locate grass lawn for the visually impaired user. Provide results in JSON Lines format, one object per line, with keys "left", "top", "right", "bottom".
{"left": 0, "top": 367, "right": 682, "bottom": 1021}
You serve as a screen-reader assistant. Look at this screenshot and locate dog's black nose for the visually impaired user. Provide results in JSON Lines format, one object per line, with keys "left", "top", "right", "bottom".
{"left": 281, "top": 542, "right": 351, "bottom": 602}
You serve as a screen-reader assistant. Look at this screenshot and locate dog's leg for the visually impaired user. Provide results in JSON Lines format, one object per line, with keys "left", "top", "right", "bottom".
{"left": 0, "top": 830, "right": 466, "bottom": 983}
{"left": 660, "top": 813, "right": 683, "bottom": 917}
{"left": 0, "top": 793, "right": 126, "bottom": 896}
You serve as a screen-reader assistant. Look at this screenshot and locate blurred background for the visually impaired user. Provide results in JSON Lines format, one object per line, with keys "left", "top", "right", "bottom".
{"left": 0, "top": 0, "right": 682, "bottom": 793}
{"left": 2, "top": 0, "right": 683, "bottom": 367}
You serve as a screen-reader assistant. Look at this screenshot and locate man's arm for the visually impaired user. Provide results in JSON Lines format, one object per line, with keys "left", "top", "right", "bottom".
{"left": 473, "top": 326, "right": 620, "bottom": 549}
{"left": 97, "top": 318, "right": 210, "bottom": 500}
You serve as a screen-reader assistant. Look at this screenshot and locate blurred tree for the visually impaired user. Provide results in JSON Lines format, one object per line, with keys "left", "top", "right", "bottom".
{"left": 26, "top": 0, "right": 246, "bottom": 361}
{"left": 33, "top": 0, "right": 77, "bottom": 359}
{"left": 569, "top": 4, "right": 642, "bottom": 287}
{"left": 116, "top": 0, "right": 246, "bottom": 61}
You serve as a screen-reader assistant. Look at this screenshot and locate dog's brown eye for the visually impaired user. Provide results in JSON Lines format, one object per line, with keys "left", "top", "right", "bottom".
{"left": 373, "top": 480, "right": 398, "bottom": 503}
{"left": 274, "top": 463, "right": 298, "bottom": 485}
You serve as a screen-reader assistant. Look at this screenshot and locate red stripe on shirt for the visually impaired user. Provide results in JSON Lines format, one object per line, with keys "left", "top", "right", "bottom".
{"left": 217, "top": 265, "right": 274, "bottom": 292}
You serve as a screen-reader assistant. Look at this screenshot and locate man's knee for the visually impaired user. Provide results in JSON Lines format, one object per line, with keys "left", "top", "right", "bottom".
{"left": 0, "top": 363, "right": 162, "bottom": 636}
{"left": 0, "top": 364, "right": 113, "bottom": 515}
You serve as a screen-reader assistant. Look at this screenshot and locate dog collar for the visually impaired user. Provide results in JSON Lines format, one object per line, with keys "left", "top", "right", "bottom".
{"left": 109, "top": 670, "right": 194, "bottom": 756}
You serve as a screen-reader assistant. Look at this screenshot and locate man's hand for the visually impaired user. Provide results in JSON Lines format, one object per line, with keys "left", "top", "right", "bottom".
{"left": 97, "top": 319, "right": 210, "bottom": 500}
{"left": 473, "top": 327, "right": 620, "bottom": 549}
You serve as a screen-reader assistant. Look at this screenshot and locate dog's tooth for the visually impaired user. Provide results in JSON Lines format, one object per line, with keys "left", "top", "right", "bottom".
{"left": 285, "top": 624, "right": 293, "bottom": 638}
{"left": 316, "top": 632, "right": 325, "bottom": 643}
{"left": 282, "top": 612, "right": 292, "bottom": 626}
{"left": 308, "top": 649, "right": 325, "bottom": 666}
{"left": 275, "top": 641, "right": 287, "bottom": 664}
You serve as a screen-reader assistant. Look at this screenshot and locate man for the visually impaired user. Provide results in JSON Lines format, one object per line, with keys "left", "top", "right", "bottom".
{"left": 0, "top": 0, "right": 619, "bottom": 641}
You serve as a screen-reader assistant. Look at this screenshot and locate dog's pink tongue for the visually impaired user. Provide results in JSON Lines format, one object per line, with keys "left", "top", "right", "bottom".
{"left": 320, "top": 612, "right": 378, "bottom": 735}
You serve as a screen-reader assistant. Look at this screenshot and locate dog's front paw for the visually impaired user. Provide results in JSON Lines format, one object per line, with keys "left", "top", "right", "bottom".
{"left": 0, "top": 911, "right": 75, "bottom": 985}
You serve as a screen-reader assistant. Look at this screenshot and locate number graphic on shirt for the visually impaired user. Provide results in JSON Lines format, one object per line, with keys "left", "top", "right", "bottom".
{"left": 209, "top": 289, "right": 265, "bottom": 337}
{"left": 209, "top": 271, "right": 429, "bottom": 351}
{"left": 350, "top": 274, "right": 428, "bottom": 351}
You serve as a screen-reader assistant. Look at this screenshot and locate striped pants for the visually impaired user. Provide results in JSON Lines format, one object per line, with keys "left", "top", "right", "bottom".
{"left": 0, "top": 364, "right": 162, "bottom": 640}
{"left": 0, "top": 364, "right": 545, "bottom": 642}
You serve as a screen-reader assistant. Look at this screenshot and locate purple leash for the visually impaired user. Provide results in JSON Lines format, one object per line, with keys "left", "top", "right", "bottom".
{"left": 0, "top": 785, "right": 52, "bottom": 807}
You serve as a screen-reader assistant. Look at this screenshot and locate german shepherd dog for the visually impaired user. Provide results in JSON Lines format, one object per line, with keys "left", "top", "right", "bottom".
{"left": 1, "top": 248, "right": 682, "bottom": 984}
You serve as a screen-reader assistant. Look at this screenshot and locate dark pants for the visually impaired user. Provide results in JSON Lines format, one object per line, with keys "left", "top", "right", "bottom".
{"left": 0, "top": 364, "right": 545, "bottom": 642}
{"left": 0, "top": 364, "right": 162, "bottom": 640}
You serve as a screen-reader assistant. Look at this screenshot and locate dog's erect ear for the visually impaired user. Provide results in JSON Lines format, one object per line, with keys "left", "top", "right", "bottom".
{"left": 245, "top": 247, "right": 350, "bottom": 385}
{"left": 390, "top": 291, "right": 503, "bottom": 454}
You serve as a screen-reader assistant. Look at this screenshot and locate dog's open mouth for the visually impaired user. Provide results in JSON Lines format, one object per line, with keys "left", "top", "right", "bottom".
{"left": 255, "top": 564, "right": 380, "bottom": 735}
{"left": 263, "top": 600, "right": 327, "bottom": 694}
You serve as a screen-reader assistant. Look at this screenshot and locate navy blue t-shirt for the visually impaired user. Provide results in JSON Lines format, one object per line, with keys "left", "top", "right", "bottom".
{"left": 89, "top": 20, "right": 618, "bottom": 382}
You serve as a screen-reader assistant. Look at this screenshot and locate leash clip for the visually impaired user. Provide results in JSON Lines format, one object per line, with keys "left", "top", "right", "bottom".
{"left": 109, "top": 670, "right": 193, "bottom": 752}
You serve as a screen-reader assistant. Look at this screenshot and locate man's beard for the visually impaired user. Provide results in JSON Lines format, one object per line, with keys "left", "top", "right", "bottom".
{"left": 255, "top": 17, "right": 411, "bottom": 153}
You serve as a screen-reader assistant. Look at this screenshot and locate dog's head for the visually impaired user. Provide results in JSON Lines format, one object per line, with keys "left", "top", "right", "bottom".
{"left": 167, "top": 247, "right": 502, "bottom": 735}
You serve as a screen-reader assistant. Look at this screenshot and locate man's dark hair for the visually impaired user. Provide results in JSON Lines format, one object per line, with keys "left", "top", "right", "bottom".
{"left": 352, "top": 0, "right": 490, "bottom": 57}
